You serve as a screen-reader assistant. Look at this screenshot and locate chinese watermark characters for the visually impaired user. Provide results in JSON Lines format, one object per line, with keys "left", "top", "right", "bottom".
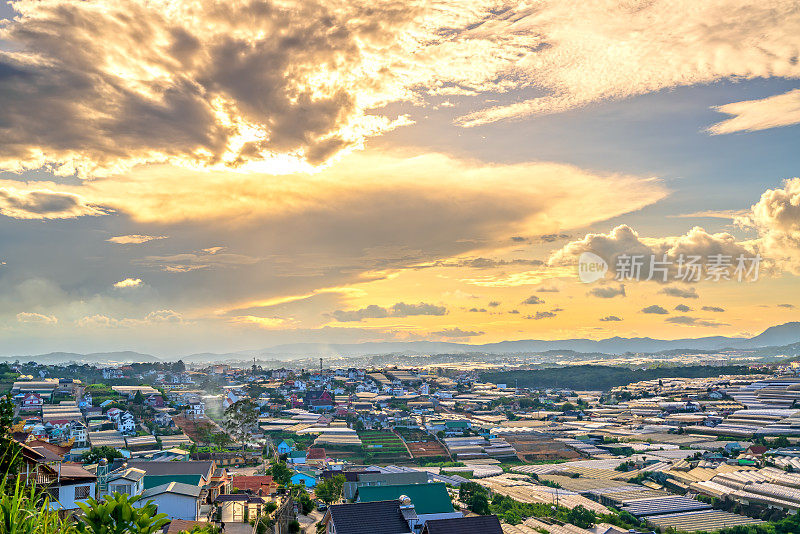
{"left": 613, "top": 253, "right": 762, "bottom": 282}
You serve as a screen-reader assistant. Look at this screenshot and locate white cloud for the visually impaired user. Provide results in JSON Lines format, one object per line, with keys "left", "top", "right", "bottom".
{"left": 454, "top": 0, "right": 800, "bottom": 126}
{"left": 709, "top": 89, "right": 800, "bottom": 134}
{"left": 113, "top": 278, "right": 143, "bottom": 289}
{"left": 746, "top": 178, "right": 800, "bottom": 273}
{"left": 16, "top": 311, "right": 57, "bottom": 325}
{"left": 107, "top": 235, "right": 167, "bottom": 244}
{"left": 550, "top": 224, "right": 757, "bottom": 282}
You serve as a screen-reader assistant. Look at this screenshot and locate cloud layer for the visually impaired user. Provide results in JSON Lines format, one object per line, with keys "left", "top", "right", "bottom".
{"left": 3, "top": 0, "right": 800, "bottom": 175}
{"left": 710, "top": 90, "right": 800, "bottom": 134}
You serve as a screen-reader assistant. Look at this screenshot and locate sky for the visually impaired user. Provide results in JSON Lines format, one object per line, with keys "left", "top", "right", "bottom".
{"left": 1, "top": 0, "right": 800, "bottom": 356}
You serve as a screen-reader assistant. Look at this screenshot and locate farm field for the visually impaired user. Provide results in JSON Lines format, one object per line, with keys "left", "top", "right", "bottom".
{"left": 358, "top": 431, "right": 410, "bottom": 461}
{"left": 406, "top": 440, "right": 448, "bottom": 458}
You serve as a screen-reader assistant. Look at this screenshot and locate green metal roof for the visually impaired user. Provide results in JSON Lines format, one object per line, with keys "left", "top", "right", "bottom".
{"left": 445, "top": 421, "right": 469, "bottom": 428}
{"left": 143, "top": 474, "right": 203, "bottom": 490}
{"left": 288, "top": 450, "right": 306, "bottom": 458}
{"left": 356, "top": 483, "right": 454, "bottom": 515}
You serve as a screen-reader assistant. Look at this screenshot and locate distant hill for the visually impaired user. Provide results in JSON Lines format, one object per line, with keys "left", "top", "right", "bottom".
{"left": 1, "top": 351, "right": 160, "bottom": 365}
{"left": 736, "top": 322, "right": 800, "bottom": 348}
{"left": 254, "top": 323, "right": 800, "bottom": 358}
{"left": 3, "top": 321, "right": 800, "bottom": 364}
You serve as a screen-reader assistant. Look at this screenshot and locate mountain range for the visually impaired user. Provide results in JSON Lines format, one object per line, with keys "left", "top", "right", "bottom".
{"left": 3, "top": 321, "right": 800, "bottom": 364}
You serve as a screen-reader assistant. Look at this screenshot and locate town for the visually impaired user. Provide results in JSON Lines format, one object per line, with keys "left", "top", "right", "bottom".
{"left": 6, "top": 359, "right": 800, "bottom": 534}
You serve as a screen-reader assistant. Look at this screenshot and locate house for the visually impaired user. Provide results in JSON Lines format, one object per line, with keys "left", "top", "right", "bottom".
{"left": 230, "top": 475, "right": 277, "bottom": 496}
{"left": 305, "top": 390, "right": 334, "bottom": 411}
{"left": 137, "top": 482, "right": 203, "bottom": 521}
{"left": 107, "top": 467, "right": 146, "bottom": 496}
{"left": 277, "top": 439, "right": 296, "bottom": 454}
{"left": 215, "top": 494, "right": 268, "bottom": 523}
{"left": 355, "top": 483, "right": 462, "bottom": 531}
{"left": 78, "top": 393, "right": 92, "bottom": 409}
{"left": 117, "top": 413, "right": 136, "bottom": 434}
{"left": 287, "top": 450, "right": 306, "bottom": 465}
{"left": 146, "top": 395, "right": 166, "bottom": 408}
{"left": 724, "top": 442, "right": 744, "bottom": 454}
{"left": 186, "top": 402, "right": 205, "bottom": 418}
{"left": 306, "top": 447, "right": 326, "bottom": 461}
{"left": 117, "top": 460, "right": 215, "bottom": 492}
{"left": 206, "top": 467, "right": 232, "bottom": 503}
{"left": 70, "top": 421, "right": 88, "bottom": 446}
{"left": 47, "top": 464, "right": 97, "bottom": 512}
{"left": 154, "top": 412, "right": 174, "bottom": 427}
{"left": 290, "top": 470, "right": 317, "bottom": 488}
{"left": 20, "top": 392, "right": 43, "bottom": 409}
{"left": 323, "top": 500, "right": 413, "bottom": 534}
{"left": 748, "top": 445, "right": 769, "bottom": 457}
{"left": 421, "top": 515, "right": 503, "bottom": 534}
{"left": 339, "top": 471, "right": 427, "bottom": 501}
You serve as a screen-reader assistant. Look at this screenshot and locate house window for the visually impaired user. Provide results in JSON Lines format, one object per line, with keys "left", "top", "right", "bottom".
{"left": 110, "top": 484, "right": 130, "bottom": 495}
{"left": 74, "top": 485, "right": 91, "bottom": 500}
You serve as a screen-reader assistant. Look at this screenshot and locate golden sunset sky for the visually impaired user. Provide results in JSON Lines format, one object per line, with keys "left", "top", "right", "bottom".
{"left": 0, "top": 0, "right": 799, "bottom": 355}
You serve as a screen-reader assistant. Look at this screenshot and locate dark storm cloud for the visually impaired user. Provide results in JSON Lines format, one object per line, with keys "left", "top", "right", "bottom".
{"left": 589, "top": 284, "right": 626, "bottom": 298}
{"left": 331, "top": 302, "right": 447, "bottom": 322}
{"left": 666, "top": 316, "right": 729, "bottom": 327}
{"left": 432, "top": 327, "right": 483, "bottom": 338}
{"left": 0, "top": 188, "right": 106, "bottom": 219}
{"left": 659, "top": 286, "right": 699, "bottom": 299}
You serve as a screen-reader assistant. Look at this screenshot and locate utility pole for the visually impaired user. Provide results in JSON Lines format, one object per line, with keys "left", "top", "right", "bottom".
{"left": 320, "top": 357, "right": 323, "bottom": 373}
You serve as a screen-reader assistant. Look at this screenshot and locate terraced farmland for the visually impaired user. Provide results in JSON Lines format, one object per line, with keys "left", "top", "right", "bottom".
{"left": 359, "top": 431, "right": 410, "bottom": 462}
{"left": 397, "top": 429, "right": 449, "bottom": 459}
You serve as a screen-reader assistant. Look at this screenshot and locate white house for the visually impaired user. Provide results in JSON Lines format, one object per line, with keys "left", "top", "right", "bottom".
{"left": 47, "top": 465, "right": 97, "bottom": 512}
{"left": 70, "top": 421, "right": 88, "bottom": 446}
{"left": 186, "top": 402, "right": 205, "bottom": 418}
{"left": 137, "top": 482, "right": 202, "bottom": 521}
{"left": 117, "top": 413, "right": 136, "bottom": 434}
{"left": 107, "top": 467, "right": 146, "bottom": 496}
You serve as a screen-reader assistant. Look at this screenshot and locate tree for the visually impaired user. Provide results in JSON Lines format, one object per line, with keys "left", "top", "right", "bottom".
{"left": 470, "top": 492, "right": 490, "bottom": 515}
{"left": 314, "top": 474, "right": 345, "bottom": 505}
{"left": 81, "top": 446, "right": 123, "bottom": 464}
{"left": 213, "top": 431, "right": 232, "bottom": 450}
{"left": 196, "top": 424, "right": 216, "bottom": 446}
{"left": 566, "top": 505, "right": 595, "bottom": 529}
{"left": 76, "top": 493, "right": 168, "bottom": 534}
{"left": 133, "top": 390, "right": 145, "bottom": 405}
{"left": 269, "top": 461, "right": 292, "bottom": 486}
{"left": 223, "top": 400, "right": 259, "bottom": 448}
{"left": 0, "top": 396, "right": 21, "bottom": 477}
